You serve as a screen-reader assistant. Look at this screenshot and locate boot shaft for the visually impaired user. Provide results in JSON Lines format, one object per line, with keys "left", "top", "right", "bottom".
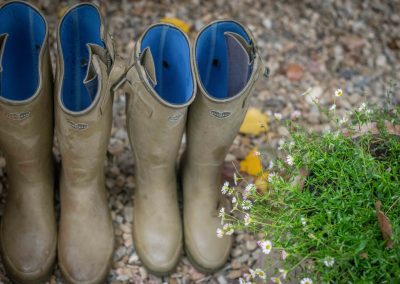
{"left": 0, "top": 1, "right": 53, "bottom": 162}
{"left": 186, "top": 20, "right": 263, "bottom": 164}
{"left": 54, "top": 3, "right": 118, "bottom": 175}
{"left": 123, "top": 23, "right": 196, "bottom": 168}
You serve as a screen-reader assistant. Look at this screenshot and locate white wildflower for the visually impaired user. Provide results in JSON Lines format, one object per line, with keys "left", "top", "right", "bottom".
{"left": 232, "top": 197, "right": 237, "bottom": 204}
{"left": 300, "top": 278, "right": 313, "bottom": 284}
{"left": 329, "top": 104, "right": 336, "bottom": 111}
{"left": 323, "top": 256, "right": 335, "bottom": 267}
{"left": 301, "top": 216, "right": 307, "bottom": 226}
{"left": 244, "top": 213, "right": 251, "bottom": 226}
{"left": 274, "top": 113, "right": 283, "bottom": 120}
{"left": 286, "top": 155, "right": 294, "bottom": 166}
{"left": 281, "top": 250, "right": 288, "bottom": 260}
{"left": 279, "top": 268, "right": 288, "bottom": 279}
{"left": 335, "top": 88, "right": 343, "bottom": 97}
{"left": 268, "top": 160, "right": 274, "bottom": 169}
{"left": 223, "top": 223, "right": 234, "bottom": 235}
{"left": 358, "top": 102, "right": 366, "bottom": 112}
{"left": 249, "top": 268, "right": 256, "bottom": 279}
{"left": 291, "top": 110, "right": 301, "bottom": 119}
{"left": 221, "top": 181, "right": 229, "bottom": 195}
{"left": 271, "top": 277, "right": 282, "bottom": 284}
{"left": 255, "top": 269, "right": 266, "bottom": 280}
{"left": 241, "top": 199, "right": 253, "bottom": 210}
{"left": 216, "top": 228, "right": 224, "bottom": 238}
{"left": 218, "top": 207, "right": 225, "bottom": 218}
{"left": 257, "top": 240, "right": 272, "bottom": 254}
{"left": 268, "top": 172, "right": 276, "bottom": 183}
{"left": 339, "top": 116, "right": 348, "bottom": 125}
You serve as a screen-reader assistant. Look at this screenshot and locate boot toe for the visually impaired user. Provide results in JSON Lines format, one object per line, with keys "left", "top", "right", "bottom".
{"left": 59, "top": 248, "right": 112, "bottom": 284}
{"left": 184, "top": 221, "right": 232, "bottom": 272}
{"left": 133, "top": 223, "right": 182, "bottom": 275}
{"left": 1, "top": 229, "right": 56, "bottom": 284}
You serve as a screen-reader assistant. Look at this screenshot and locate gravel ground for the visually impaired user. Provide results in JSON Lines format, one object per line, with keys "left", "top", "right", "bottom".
{"left": 0, "top": 0, "right": 399, "bottom": 283}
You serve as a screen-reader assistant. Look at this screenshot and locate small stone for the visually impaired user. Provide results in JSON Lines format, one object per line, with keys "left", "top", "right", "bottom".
{"left": 225, "top": 153, "right": 236, "bottom": 162}
{"left": 128, "top": 253, "right": 139, "bottom": 264}
{"left": 124, "top": 206, "right": 133, "bottom": 223}
{"left": 108, "top": 140, "right": 124, "bottom": 155}
{"left": 217, "top": 275, "right": 228, "bottom": 284}
{"left": 232, "top": 247, "right": 243, "bottom": 257}
{"left": 262, "top": 18, "right": 272, "bottom": 29}
{"left": 113, "top": 246, "right": 127, "bottom": 261}
{"left": 286, "top": 63, "right": 304, "bottom": 81}
{"left": 376, "top": 54, "right": 387, "bottom": 67}
{"left": 231, "top": 259, "right": 242, "bottom": 269}
{"left": 245, "top": 240, "right": 258, "bottom": 251}
{"left": 139, "top": 267, "right": 148, "bottom": 279}
{"left": 227, "top": 270, "right": 242, "bottom": 280}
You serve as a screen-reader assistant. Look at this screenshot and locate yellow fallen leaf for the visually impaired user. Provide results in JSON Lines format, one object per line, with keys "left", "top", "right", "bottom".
{"left": 255, "top": 172, "right": 269, "bottom": 194}
{"left": 160, "top": 18, "right": 190, "bottom": 34}
{"left": 58, "top": 6, "right": 68, "bottom": 19}
{"left": 240, "top": 147, "right": 263, "bottom": 176}
{"left": 239, "top": 108, "right": 268, "bottom": 135}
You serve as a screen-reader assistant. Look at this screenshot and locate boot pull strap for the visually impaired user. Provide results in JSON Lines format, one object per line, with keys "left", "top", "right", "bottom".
{"left": 99, "top": 56, "right": 126, "bottom": 115}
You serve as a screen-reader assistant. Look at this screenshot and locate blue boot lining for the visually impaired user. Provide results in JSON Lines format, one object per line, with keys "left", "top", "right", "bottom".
{"left": 59, "top": 4, "right": 103, "bottom": 112}
{"left": 195, "top": 21, "right": 252, "bottom": 99}
{"left": 141, "top": 25, "right": 193, "bottom": 105}
{"left": 0, "top": 2, "right": 46, "bottom": 101}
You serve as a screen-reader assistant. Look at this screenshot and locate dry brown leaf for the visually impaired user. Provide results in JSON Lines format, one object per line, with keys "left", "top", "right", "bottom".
{"left": 375, "top": 201, "right": 394, "bottom": 249}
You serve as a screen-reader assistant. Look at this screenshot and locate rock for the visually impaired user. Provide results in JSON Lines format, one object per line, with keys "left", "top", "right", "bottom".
{"left": 217, "top": 275, "right": 228, "bottom": 284}
{"left": 340, "top": 35, "right": 365, "bottom": 51}
{"left": 227, "top": 270, "right": 242, "bottom": 280}
{"left": 245, "top": 240, "right": 258, "bottom": 251}
{"left": 376, "top": 54, "right": 387, "bottom": 67}
{"left": 128, "top": 253, "right": 139, "bottom": 264}
{"left": 114, "top": 246, "right": 127, "bottom": 261}
{"left": 262, "top": 18, "right": 272, "bottom": 29}
{"left": 286, "top": 63, "right": 304, "bottom": 81}
{"left": 232, "top": 247, "right": 243, "bottom": 257}
{"left": 139, "top": 267, "right": 148, "bottom": 279}
{"left": 231, "top": 259, "right": 242, "bottom": 270}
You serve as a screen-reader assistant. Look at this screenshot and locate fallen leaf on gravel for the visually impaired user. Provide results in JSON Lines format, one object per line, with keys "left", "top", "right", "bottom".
{"left": 286, "top": 63, "right": 304, "bottom": 81}
{"left": 240, "top": 148, "right": 263, "bottom": 176}
{"left": 161, "top": 18, "right": 190, "bottom": 33}
{"left": 239, "top": 108, "right": 269, "bottom": 135}
{"left": 375, "top": 200, "right": 394, "bottom": 249}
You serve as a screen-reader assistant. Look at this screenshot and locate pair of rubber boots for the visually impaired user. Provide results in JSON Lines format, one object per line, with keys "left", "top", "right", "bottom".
{"left": 117, "top": 16, "right": 263, "bottom": 276}
{"left": 0, "top": 2, "right": 119, "bottom": 283}
{"left": 0, "top": 1, "right": 263, "bottom": 283}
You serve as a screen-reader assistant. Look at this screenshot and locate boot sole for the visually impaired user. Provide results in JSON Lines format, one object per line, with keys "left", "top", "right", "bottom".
{"left": 184, "top": 245, "right": 226, "bottom": 274}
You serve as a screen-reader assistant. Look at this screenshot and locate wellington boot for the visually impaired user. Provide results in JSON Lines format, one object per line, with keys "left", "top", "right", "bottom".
{"left": 117, "top": 23, "right": 196, "bottom": 275}
{"left": 182, "top": 20, "right": 263, "bottom": 272}
{"left": 0, "top": 2, "right": 56, "bottom": 283}
{"left": 55, "top": 3, "right": 122, "bottom": 283}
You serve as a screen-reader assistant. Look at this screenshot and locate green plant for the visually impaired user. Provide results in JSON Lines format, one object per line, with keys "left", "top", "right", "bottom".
{"left": 220, "top": 86, "right": 400, "bottom": 283}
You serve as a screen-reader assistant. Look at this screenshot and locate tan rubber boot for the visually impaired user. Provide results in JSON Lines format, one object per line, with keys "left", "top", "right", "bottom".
{"left": 0, "top": 2, "right": 56, "bottom": 283}
{"left": 55, "top": 3, "right": 122, "bottom": 283}
{"left": 182, "top": 20, "right": 263, "bottom": 272}
{"left": 116, "top": 23, "right": 196, "bottom": 275}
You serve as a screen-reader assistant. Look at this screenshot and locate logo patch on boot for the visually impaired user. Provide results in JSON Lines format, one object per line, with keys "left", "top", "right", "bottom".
{"left": 168, "top": 112, "right": 184, "bottom": 122}
{"left": 210, "top": 110, "right": 231, "bottom": 119}
{"left": 67, "top": 120, "right": 88, "bottom": 130}
{"left": 7, "top": 111, "right": 31, "bottom": 121}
